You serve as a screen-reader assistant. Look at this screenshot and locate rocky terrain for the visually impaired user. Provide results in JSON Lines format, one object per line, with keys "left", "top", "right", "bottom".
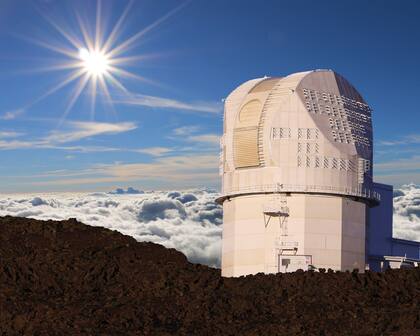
{"left": 0, "top": 215, "right": 419, "bottom": 335}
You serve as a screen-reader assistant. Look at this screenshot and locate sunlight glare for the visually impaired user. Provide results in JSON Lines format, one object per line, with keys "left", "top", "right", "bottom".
{"left": 79, "top": 48, "right": 109, "bottom": 76}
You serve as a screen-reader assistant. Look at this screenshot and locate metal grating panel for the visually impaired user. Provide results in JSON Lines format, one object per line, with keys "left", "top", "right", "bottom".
{"left": 233, "top": 127, "right": 260, "bottom": 168}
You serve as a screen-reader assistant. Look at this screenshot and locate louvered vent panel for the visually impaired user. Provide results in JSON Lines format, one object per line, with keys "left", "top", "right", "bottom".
{"left": 233, "top": 127, "right": 259, "bottom": 168}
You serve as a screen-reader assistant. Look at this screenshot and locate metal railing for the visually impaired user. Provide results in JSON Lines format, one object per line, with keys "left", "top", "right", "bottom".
{"left": 221, "top": 183, "right": 381, "bottom": 202}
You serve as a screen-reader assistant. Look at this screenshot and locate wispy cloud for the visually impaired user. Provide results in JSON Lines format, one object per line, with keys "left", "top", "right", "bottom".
{"left": 116, "top": 94, "right": 222, "bottom": 114}
{"left": 135, "top": 147, "right": 172, "bottom": 156}
{"left": 170, "top": 126, "right": 220, "bottom": 145}
{"left": 374, "top": 172, "right": 420, "bottom": 186}
{"left": 0, "top": 121, "right": 137, "bottom": 150}
{"left": 378, "top": 134, "right": 420, "bottom": 146}
{"left": 28, "top": 154, "right": 219, "bottom": 187}
{"left": 0, "top": 131, "right": 24, "bottom": 138}
{"left": 0, "top": 139, "right": 37, "bottom": 150}
{"left": 0, "top": 109, "right": 24, "bottom": 120}
{"left": 375, "top": 155, "right": 420, "bottom": 186}
{"left": 173, "top": 125, "right": 201, "bottom": 136}
{"left": 374, "top": 136, "right": 420, "bottom": 185}
{"left": 375, "top": 156, "right": 420, "bottom": 172}
{"left": 187, "top": 134, "right": 220, "bottom": 145}
{"left": 44, "top": 121, "right": 137, "bottom": 144}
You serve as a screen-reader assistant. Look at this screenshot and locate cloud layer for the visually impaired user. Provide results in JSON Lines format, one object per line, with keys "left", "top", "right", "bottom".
{"left": 1, "top": 185, "right": 419, "bottom": 267}
{"left": 0, "top": 189, "right": 222, "bottom": 267}
{"left": 393, "top": 184, "right": 420, "bottom": 242}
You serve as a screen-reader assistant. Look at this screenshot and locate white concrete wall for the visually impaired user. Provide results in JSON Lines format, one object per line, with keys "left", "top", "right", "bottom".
{"left": 222, "top": 193, "right": 367, "bottom": 277}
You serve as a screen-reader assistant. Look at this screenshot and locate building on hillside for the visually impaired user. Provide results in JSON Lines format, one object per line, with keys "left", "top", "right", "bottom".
{"left": 216, "top": 70, "right": 420, "bottom": 277}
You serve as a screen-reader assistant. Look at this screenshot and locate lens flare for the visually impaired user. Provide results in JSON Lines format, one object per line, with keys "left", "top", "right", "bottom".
{"left": 79, "top": 48, "right": 109, "bottom": 76}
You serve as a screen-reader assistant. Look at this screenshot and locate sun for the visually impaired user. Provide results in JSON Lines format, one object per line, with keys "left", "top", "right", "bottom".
{"left": 23, "top": 0, "right": 187, "bottom": 122}
{"left": 79, "top": 48, "right": 109, "bottom": 77}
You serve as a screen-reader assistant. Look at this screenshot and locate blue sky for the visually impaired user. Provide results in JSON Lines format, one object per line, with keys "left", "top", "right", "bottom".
{"left": 0, "top": 0, "right": 419, "bottom": 192}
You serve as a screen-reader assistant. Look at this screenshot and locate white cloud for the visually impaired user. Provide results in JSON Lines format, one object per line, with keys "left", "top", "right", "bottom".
{"left": 0, "top": 189, "right": 222, "bottom": 267}
{"left": 1, "top": 185, "right": 419, "bottom": 267}
{"left": 188, "top": 134, "right": 220, "bottom": 145}
{"left": 135, "top": 147, "right": 172, "bottom": 156}
{"left": 0, "top": 121, "right": 137, "bottom": 150}
{"left": 173, "top": 126, "right": 200, "bottom": 136}
{"left": 0, "top": 131, "right": 24, "bottom": 138}
{"left": 43, "top": 121, "right": 137, "bottom": 144}
{"left": 0, "top": 109, "right": 24, "bottom": 120}
{"left": 378, "top": 134, "right": 420, "bottom": 146}
{"left": 171, "top": 126, "right": 220, "bottom": 146}
{"left": 0, "top": 139, "right": 39, "bottom": 150}
{"left": 117, "top": 94, "right": 221, "bottom": 114}
{"left": 393, "top": 184, "right": 420, "bottom": 242}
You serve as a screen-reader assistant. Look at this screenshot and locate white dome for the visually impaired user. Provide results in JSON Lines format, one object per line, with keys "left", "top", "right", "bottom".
{"left": 219, "top": 69, "right": 379, "bottom": 204}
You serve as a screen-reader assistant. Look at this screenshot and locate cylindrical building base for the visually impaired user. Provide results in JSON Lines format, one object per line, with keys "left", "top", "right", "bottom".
{"left": 221, "top": 193, "right": 366, "bottom": 277}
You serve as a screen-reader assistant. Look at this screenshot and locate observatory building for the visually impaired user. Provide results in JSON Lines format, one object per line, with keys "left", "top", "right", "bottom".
{"left": 217, "top": 70, "right": 420, "bottom": 277}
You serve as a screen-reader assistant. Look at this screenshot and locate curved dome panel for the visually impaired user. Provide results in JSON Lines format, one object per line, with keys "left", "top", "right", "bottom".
{"left": 238, "top": 99, "right": 261, "bottom": 125}
{"left": 295, "top": 71, "right": 373, "bottom": 185}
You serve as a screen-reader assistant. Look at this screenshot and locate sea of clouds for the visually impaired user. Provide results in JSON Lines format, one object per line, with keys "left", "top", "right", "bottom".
{"left": 0, "top": 188, "right": 222, "bottom": 267}
{"left": 392, "top": 184, "right": 420, "bottom": 242}
{"left": 0, "top": 184, "right": 419, "bottom": 267}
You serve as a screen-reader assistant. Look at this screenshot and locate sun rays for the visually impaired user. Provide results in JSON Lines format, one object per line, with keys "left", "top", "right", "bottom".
{"left": 24, "top": 0, "right": 187, "bottom": 123}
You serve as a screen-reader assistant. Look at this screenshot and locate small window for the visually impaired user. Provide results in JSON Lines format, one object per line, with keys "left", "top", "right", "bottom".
{"left": 273, "top": 127, "right": 291, "bottom": 140}
{"left": 280, "top": 128, "right": 290, "bottom": 139}
{"left": 272, "top": 127, "right": 279, "bottom": 139}
{"left": 364, "top": 160, "right": 371, "bottom": 172}
{"left": 340, "top": 159, "right": 346, "bottom": 170}
{"left": 298, "top": 128, "right": 303, "bottom": 139}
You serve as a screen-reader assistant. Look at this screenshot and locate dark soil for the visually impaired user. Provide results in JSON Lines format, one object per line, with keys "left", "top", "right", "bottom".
{"left": 0, "top": 216, "right": 419, "bottom": 336}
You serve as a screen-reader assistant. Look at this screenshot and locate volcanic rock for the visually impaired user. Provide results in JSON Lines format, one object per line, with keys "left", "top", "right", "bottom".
{"left": 0, "top": 216, "right": 419, "bottom": 335}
